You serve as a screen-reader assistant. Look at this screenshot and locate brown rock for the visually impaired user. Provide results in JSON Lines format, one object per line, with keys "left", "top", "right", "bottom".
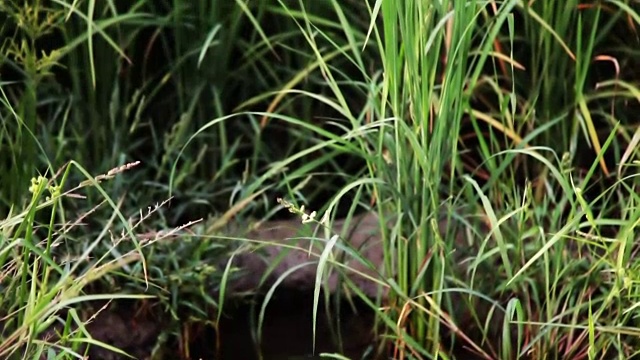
{"left": 222, "top": 211, "right": 482, "bottom": 299}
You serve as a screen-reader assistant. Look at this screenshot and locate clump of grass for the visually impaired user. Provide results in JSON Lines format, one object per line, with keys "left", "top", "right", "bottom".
{"left": 0, "top": 161, "right": 154, "bottom": 359}
{"left": 3, "top": 0, "right": 640, "bottom": 359}
{"left": 233, "top": 0, "right": 640, "bottom": 359}
{"left": 0, "top": 160, "right": 238, "bottom": 359}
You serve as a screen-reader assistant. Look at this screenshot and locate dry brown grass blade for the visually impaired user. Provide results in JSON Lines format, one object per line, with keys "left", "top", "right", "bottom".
{"left": 469, "top": 109, "right": 531, "bottom": 149}
{"left": 619, "top": 126, "right": 640, "bottom": 176}
{"left": 206, "top": 187, "right": 269, "bottom": 233}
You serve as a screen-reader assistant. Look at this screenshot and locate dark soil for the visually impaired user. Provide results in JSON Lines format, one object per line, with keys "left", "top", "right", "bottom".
{"left": 207, "top": 291, "right": 380, "bottom": 360}
{"left": 77, "top": 291, "right": 381, "bottom": 360}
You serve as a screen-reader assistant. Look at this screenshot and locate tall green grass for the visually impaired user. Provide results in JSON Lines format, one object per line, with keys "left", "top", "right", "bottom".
{"left": 0, "top": 0, "right": 266, "bottom": 357}
{"left": 236, "top": 0, "right": 640, "bottom": 359}
{"left": 2, "top": 0, "right": 640, "bottom": 359}
{"left": 0, "top": 162, "right": 154, "bottom": 359}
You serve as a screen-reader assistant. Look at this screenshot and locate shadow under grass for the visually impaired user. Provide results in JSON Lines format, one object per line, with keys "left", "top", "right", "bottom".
{"left": 195, "top": 290, "right": 380, "bottom": 360}
{"left": 72, "top": 290, "right": 381, "bottom": 360}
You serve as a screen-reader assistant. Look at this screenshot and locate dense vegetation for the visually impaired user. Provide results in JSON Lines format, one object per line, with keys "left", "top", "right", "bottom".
{"left": 1, "top": 0, "right": 639, "bottom": 359}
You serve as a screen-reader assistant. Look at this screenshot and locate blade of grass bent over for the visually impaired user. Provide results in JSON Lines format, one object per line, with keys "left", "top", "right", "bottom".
{"left": 313, "top": 234, "right": 339, "bottom": 354}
